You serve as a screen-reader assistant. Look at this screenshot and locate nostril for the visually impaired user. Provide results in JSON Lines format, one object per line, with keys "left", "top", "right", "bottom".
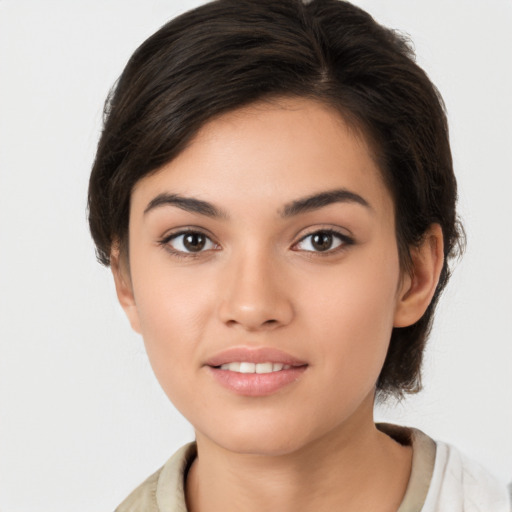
{"left": 225, "top": 317, "right": 280, "bottom": 330}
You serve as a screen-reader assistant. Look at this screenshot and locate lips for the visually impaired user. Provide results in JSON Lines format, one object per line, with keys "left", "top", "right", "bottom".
{"left": 204, "top": 347, "right": 308, "bottom": 396}
{"left": 204, "top": 347, "right": 307, "bottom": 368}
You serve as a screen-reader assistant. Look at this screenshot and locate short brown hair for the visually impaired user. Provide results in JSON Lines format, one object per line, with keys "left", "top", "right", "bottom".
{"left": 88, "top": 0, "right": 464, "bottom": 398}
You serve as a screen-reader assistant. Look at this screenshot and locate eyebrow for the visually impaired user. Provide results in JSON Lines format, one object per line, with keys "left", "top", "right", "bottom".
{"left": 144, "top": 193, "right": 229, "bottom": 219}
{"left": 281, "top": 188, "right": 371, "bottom": 217}
{"left": 143, "top": 188, "right": 371, "bottom": 219}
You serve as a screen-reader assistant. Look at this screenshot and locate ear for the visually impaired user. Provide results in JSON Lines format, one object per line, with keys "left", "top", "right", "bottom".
{"left": 394, "top": 224, "right": 444, "bottom": 328}
{"left": 110, "top": 247, "right": 142, "bottom": 334}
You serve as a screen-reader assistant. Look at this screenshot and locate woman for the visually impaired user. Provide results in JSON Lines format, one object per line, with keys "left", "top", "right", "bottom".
{"left": 87, "top": 0, "right": 511, "bottom": 510}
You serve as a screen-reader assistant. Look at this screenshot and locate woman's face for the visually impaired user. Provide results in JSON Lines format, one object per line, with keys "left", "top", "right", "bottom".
{"left": 118, "top": 98, "right": 410, "bottom": 455}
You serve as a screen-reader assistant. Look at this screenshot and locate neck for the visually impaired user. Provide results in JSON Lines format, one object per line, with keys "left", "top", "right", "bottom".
{"left": 185, "top": 394, "right": 412, "bottom": 512}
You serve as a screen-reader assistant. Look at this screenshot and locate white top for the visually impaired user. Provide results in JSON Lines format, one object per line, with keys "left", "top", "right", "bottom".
{"left": 116, "top": 424, "right": 512, "bottom": 512}
{"left": 421, "top": 438, "right": 511, "bottom": 512}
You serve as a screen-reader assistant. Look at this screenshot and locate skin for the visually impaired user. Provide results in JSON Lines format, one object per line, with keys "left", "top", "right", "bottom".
{"left": 112, "top": 98, "right": 444, "bottom": 511}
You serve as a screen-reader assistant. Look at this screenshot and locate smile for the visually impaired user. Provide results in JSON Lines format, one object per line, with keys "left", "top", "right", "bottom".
{"left": 218, "top": 362, "right": 292, "bottom": 373}
{"left": 204, "top": 346, "right": 308, "bottom": 396}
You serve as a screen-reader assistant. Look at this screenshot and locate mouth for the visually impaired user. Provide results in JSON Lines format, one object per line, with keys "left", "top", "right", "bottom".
{"left": 204, "top": 346, "right": 307, "bottom": 367}
{"left": 204, "top": 347, "right": 308, "bottom": 396}
{"left": 216, "top": 362, "right": 295, "bottom": 373}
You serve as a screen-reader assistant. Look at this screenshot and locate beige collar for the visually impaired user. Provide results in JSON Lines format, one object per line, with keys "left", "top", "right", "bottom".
{"left": 117, "top": 424, "right": 436, "bottom": 512}
{"left": 377, "top": 423, "right": 437, "bottom": 512}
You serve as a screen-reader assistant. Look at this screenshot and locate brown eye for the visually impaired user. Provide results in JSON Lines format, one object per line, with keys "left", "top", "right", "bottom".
{"left": 166, "top": 231, "right": 216, "bottom": 254}
{"left": 311, "top": 232, "right": 334, "bottom": 251}
{"left": 183, "top": 233, "right": 206, "bottom": 252}
{"left": 295, "top": 230, "right": 351, "bottom": 253}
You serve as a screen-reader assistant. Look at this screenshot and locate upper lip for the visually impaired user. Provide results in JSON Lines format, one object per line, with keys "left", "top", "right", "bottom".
{"left": 204, "top": 347, "right": 308, "bottom": 367}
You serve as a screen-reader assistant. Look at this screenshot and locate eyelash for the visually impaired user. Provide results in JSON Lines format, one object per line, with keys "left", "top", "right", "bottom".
{"left": 158, "top": 228, "right": 354, "bottom": 259}
{"left": 158, "top": 229, "right": 219, "bottom": 260}
{"left": 293, "top": 229, "right": 354, "bottom": 256}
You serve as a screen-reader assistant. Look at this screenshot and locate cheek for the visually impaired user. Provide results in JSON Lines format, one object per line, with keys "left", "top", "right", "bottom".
{"left": 129, "top": 259, "right": 214, "bottom": 393}
{"left": 305, "top": 250, "right": 401, "bottom": 388}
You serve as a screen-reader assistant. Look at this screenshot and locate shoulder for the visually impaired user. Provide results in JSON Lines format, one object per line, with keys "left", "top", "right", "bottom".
{"left": 115, "top": 443, "right": 197, "bottom": 512}
{"left": 115, "top": 467, "right": 161, "bottom": 512}
{"left": 422, "top": 437, "right": 511, "bottom": 512}
{"left": 379, "top": 423, "right": 511, "bottom": 512}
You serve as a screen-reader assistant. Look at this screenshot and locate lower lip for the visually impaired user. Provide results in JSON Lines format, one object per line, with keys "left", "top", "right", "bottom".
{"left": 207, "top": 366, "right": 308, "bottom": 396}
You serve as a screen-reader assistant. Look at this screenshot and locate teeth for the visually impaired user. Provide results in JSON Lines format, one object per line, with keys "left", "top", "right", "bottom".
{"left": 239, "top": 362, "right": 255, "bottom": 373}
{"left": 219, "top": 362, "right": 292, "bottom": 373}
{"left": 221, "top": 362, "right": 240, "bottom": 371}
{"left": 256, "top": 362, "right": 273, "bottom": 374}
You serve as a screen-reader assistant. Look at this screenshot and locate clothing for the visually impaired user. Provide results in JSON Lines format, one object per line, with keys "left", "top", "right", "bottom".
{"left": 115, "top": 424, "right": 511, "bottom": 512}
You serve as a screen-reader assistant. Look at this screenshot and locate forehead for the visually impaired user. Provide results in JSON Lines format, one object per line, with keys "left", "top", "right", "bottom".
{"left": 130, "top": 97, "right": 392, "bottom": 219}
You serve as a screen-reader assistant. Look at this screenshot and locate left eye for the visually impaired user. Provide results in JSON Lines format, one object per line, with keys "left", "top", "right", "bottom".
{"left": 295, "top": 230, "right": 347, "bottom": 252}
{"left": 167, "top": 232, "right": 216, "bottom": 253}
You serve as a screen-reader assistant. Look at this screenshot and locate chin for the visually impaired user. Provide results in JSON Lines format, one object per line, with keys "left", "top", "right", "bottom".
{"left": 220, "top": 432, "right": 308, "bottom": 457}
{"left": 197, "top": 413, "right": 321, "bottom": 457}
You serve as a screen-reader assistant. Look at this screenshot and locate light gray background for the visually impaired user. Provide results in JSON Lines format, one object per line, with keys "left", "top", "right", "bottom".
{"left": 1, "top": 1, "right": 511, "bottom": 510}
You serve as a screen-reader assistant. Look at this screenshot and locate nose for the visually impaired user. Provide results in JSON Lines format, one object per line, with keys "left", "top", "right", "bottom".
{"left": 217, "top": 248, "right": 294, "bottom": 332}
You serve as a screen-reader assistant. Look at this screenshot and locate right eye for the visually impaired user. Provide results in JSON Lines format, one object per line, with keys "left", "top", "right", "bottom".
{"left": 163, "top": 231, "right": 218, "bottom": 255}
